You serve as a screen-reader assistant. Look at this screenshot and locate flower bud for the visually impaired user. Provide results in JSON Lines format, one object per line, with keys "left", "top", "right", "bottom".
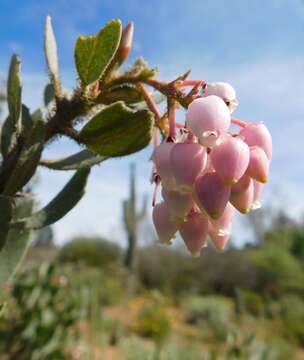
{"left": 240, "top": 123, "right": 272, "bottom": 161}
{"left": 162, "top": 188, "right": 194, "bottom": 220}
{"left": 210, "top": 136, "right": 250, "bottom": 184}
{"left": 152, "top": 142, "right": 176, "bottom": 190}
{"left": 170, "top": 143, "right": 207, "bottom": 193}
{"left": 246, "top": 146, "right": 269, "bottom": 183}
{"left": 116, "top": 22, "right": 134, "bottom": 66}
{"left": 230, "top": 175, "right": 254, "bottom": 214}
{"left": 186, "top": 95, "right": 231, "bottom": 137}
{"left": 210, "top": 232, "right": 230, "bottom": 251}
{"left": 204, "top": 82, "right": 238, "bottom": 113}
{"left": 179, "top": 212, "right": 209, "bottom": 257}
{"left": 152, "top": 202, "right": 178, "bottom": 244}
{"left": 194, "top": 172, "right": 231, "bottom": 219}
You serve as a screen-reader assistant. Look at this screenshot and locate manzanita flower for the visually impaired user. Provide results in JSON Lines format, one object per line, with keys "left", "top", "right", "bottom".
{"left": 194, "top": 172, "right": 231, "bottom": 219}
{"left": 149, "top": 78, "right": 272, "bottom": 256}
{"left": 204, "top": 82, "right": 239, "bottom": 113}
{"left": 240, "top": 123, "right": 272, "bottom": 161}
{"left": 152, "top": 142, "right": 176, "bottom": 190}
{"left": 170, "top": 142, "right": 207, "bottom": 193}
{"left": 210, "top": 136, "right": 250, "bottom": 184}
{"left": 178, "top": 212, "right": 209, "bottom": 257}
{"left": 162, "top": 188, "right": 194, "bottom": 221}
{"left": 186, "top": 95, "right": 231, "bottom": 137}
{"left": 152, "top": 202, "right": 179, "bottom": 244}
{"left": 246, "top": 146, "right": 269, "bottom": 183}
{"left": 230, "top": 176, "right": 254, "bottom": 214}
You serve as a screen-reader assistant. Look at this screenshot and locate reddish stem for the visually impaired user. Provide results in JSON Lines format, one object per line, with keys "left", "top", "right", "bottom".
{"left": 231, "top": 117, "right": 248, "bottom": 128}
{"left": 137, "top": 83, "right": 161, "bottom": 120}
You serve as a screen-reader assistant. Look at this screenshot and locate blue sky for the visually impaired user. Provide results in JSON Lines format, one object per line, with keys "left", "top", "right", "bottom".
{"left": 0, "top": 0, "right": 304, "bottom": 246}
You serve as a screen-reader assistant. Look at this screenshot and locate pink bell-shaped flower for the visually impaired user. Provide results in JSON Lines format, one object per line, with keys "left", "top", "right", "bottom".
{"left": 179, "top": 212, "right": 209, "bottom": 257}
{"left": 240, "top": 123, "right": 272, "bottom": 161}
{"left": 186, "top": 95, "right": 231, "bottom": 138}
{"left": 170, "top": 142, "right": 207, "bottom": 193}
{"left": 152, "top": 142, "right": 176, "bottom": 190}
{"left": 162, "top": 188, "right": 194, "bottom": 220}
{"left": 246, "top": 146, "right": 269, "bottom": 183}
{"left": 152, "top": 202, "right": 179, "bottom": 244}
{"left": 209, "top": 202, "right": 235, "bottom": 237}
{"left": 204, "top": 82, "right": 238, "bottom": 113}
{"left": 252, "top": 180, "right": 264, "bottom": 210}
{"left": 210, "top": 136, "right": 250, "bottom": 184}
{"left": 194, "top": 172, "right": 231, "bottom": 219}
{"left": 230, "top": 175, "right": 254, "bottom": 214}
{"left": 209, "top": 232, "right": 230, "bottom": 251}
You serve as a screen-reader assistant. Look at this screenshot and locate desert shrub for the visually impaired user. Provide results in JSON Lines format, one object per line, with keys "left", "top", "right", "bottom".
{"left": 59, "top": 236, "right": 122, "bottom": 269}
{"left": 132, "top": 303, "right": 171, "bottom": 343}
{"left": 0, "top": 263, "right": 88, "bottom": 359}
{"left": 183, "top": 295, "right": 233, "bottom": 341}
{"left": 279, "top": 294, "right": 304, "bottom": 345}
{"left": 240, "top": 290, "right": 264, "bottom": 317}
{"left": 250, "top": 245, "right": 304, "bottom": 296}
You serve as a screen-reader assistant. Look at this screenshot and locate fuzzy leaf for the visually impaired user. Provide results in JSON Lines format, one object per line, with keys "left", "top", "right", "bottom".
{"left": 0, "top": 196, "right": 13, "bottom": 251}
{"left": 11, "top": 168, "right": 90, "bottom": 230}
{"left": 44, "top": 16, "right": 59, "bottom": 81}
{"left": 40, "top": 149, "right": 107, "bottom": 170}
{"left": 21, "top": 104, "right": 33, "bottom": 137}
{"left": 101, "top": 85, "right": 144, "bottom": 105}
{"left": 7, "top": 54, "right": 22, "bottom": 124}
{"left": 78, "top": 101, "right": 153, "bottom": 157}
{"left": 0, "top": 198, "right": 34, "bottom": 287}
{"left": 4, "top": 112, "right": 45, "bottom": 195}
{"left": 1, "top": 115, "right": 17, "bottom": 158}
{"left": 74, "top": 20, "right": 122, "bottom": 85}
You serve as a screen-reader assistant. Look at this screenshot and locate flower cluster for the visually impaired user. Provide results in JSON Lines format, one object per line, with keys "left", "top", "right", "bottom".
{"left": 151, "top": 82, "right": 272, "bottom": 256}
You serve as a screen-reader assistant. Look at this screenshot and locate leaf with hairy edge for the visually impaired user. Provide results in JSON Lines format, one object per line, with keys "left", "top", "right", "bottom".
{"left": 44, "top": 16, "right": 59, "bottom": 81}
{"left": 74, "top": 20, "right": 122, "bottom": 85}
{"left": 78, "top": 101, "right": 153, "bottom": 157}
{"left": 0, "top": 198, "right": 34, "bottom": 287}
{"left": 3, "top": 112, "right": 45, "bottom": 195}
{"left": 11, "top": 168, "right": 90, "bottom": 230}
{"left": 0, "top": 196, "right": 13, "bottom": 251}
{"left": 101, "top": 85, "right": 144, "bottom": 105}
{"left": 40, "top": 149, "right": 107, "bottom": 170}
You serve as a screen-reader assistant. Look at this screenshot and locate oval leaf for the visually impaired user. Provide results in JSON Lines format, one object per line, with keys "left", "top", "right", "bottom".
{"left": 40, "top": 149, "right": 107, "bottom": 170}
{"left": 44, "top": 16, "right": 59, "bottom": 81}
{"left": 11, "top": 168, "right": 90, "bottom": 230}
{"left": 74, "top": 19, "right": 122, "bottom": 85}
{"left": 3, "top": 111, "right": 45, "bottom": 195}
{"left": 0, "top": 198, "right": 34, "bottom": 287}
{"left": 78, "top": 101, "right": 153, "bottom": 157}
{"left": 7, "top": 54, "right": 22, "bottom": 124}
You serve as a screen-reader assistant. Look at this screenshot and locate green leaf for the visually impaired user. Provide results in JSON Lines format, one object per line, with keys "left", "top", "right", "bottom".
{"left": 40, "top": 149, "right": 107, "bottom": 170}
{"left": 0, "top": 195, "right": 13, "bottom": 251}
{"left": 44, "top": 83, "right": 55, "bottom": 106}
{"left": 11, "top": 168, "right": 90, "bottom": 230}
{"left": 0, "top": 198, "right": 34, "bottom": 287}
{"left": 21, "top": 104, "right": 33, "bottom": 137}
{"left": 78, "top": 101, "right": 153, "bottom": 157}
{"left": 1, "top": 115, "right": 17, "bottom": 158}
{"left": 44, "top": 16, "right": 59, "bottom": 81}
{"left": 7, "top": 54, "right": 22, "bottom": 124}
{"left": 3, "top": 112, "right": 45, "bottom": 195}
{"left": 74, "top": 19, "right": 122, "bottom": 85}
{"left": 101, "top": 85, "right": 144, "bottom": 105}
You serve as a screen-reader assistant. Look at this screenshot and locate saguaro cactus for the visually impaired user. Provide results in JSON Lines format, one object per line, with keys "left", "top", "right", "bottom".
{"left": 123, "top": 164, "right": 147, "bottom": 271}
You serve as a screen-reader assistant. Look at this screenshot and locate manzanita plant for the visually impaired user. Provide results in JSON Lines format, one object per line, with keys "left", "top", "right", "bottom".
{"left": 151, "top": 82, "right": 272, "bottom": 256}
{"left": 0, "top": 15, "right": 272, "bottom": 286}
